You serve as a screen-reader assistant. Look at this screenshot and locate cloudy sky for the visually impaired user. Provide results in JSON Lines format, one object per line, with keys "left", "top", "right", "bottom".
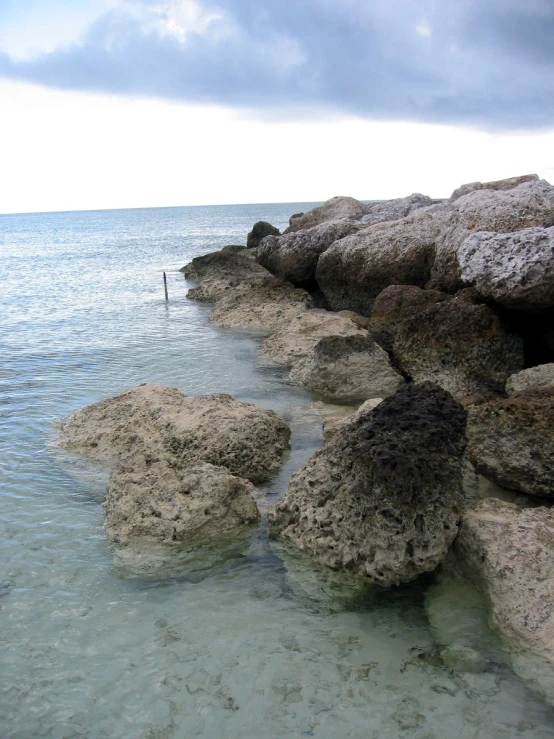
{"left": 1, "top": 0, "right": 553, "bottom": 213}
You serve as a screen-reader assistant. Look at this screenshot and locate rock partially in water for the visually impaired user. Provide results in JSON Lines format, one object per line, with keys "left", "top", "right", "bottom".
{"left": 466, "top": 389, "right": 554, "bottom": 498}
{"left": 268, "top": 382, "right": 467, "bottom": 586}
{"left": 289, "top": 334, "right": 404, "bottom": 401}
{"left": 457, "top": 227, "right": 554, "bottom": 313}
{"left": 246, "top": 220, "right": 280, "bottom": 250}
{"left": 257, "top": 219, "right": 363, "bottom": 287}
{"left": 455, "top": 498, "right": 554, "bottom": 706}
{"left": 322, "top": 398, "right": 383, "bottom": 440}
{"left": 284, "top": 196, "right": 366, "bottom": 233}
{"left": 58, "top": 384, "right": 290, "bottom": 484}
{"left": 105, "top": 460, "right": 259, "bottom": 546}
{"left": 506, "top": 363, "right": 554, "bottom": 395}
{"left": 393, "top": 293, "right": 524, "bottom": 402}
{"left": 209, "top": 283, "right": 311, "bottom": 332}
{"left": 259, "top": 309, "right": 367, "bottom": 367}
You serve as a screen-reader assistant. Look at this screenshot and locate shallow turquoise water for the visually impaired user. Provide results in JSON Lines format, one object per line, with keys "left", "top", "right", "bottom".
{"left": 1, "top": 204, "right": 553, "bottom": 738}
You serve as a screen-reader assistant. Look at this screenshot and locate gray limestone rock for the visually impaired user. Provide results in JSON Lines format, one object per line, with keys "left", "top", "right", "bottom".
{"left": 284, "top": 196, "right": 366, "bottom": 233}
{"left": 209, "top": 284, "right": 312, "bottom": 332}
{"left": 466, "top": 389, "right": 554, "bottom": 498}
{"left": 246, "top": 221, "right": 280, "bottom": 250}
{"left": 506, "top": 363, "right": 554, "bottom": 395}
{"left": 268, "top": 382, "right": 467, "bottom": 586}
{"left": 455, "top": 498, "right": 554, "bottom": 706}
{"left": 457, "top": 226, "right": 554, "bottom": 312}
{"left": 361, "top": 193, "right": 436, "bottom": 225}
{"left": 449, "top": 174, "right": 539, "bottom": 202}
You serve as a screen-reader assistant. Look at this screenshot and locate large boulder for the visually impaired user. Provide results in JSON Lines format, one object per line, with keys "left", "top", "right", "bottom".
{"left": 361, "top": 193, "right": 436, "bottom": 225}
{"left": 58, "top": 384, "right": 291, "bottom": 484}
{"left": 316, "top": 203, "right": 449, "bottom": 315}
{"left": 369, "top": 285, "right": 449, "bottom": 352}
{"left": 259, "top": 310, "right": 367, "bottom": 367}
{"left": 457, "top": 227, "right": 554, "bottom": 313}
{"left": 181, "top": 248, "right": 277, "bottom": 302}
{"left": 209, "top": 284, "right": 312, "bottom": 332}
{"left": 257, "top": 219, "right": 362, "bottom": 287}
{"left": 430, "top": 179, "right": 554, "bottom": 292}
{"left": 466, "top": 389, "right": 554, "bottom": 498}
{"left": 449, "top": 174, "right": 539, "bottom": 202}
{"left": 104, "top": 461, "right": 259, "bottom": 545}
{"left": 455, "top": 498, "right": 554, "bottom": 706}
{"left": 268, "top": 382, "right": 467, "bottom": 586}
{"left": 289, "top": 335, "right": 404, "bottom": 401}
{"left": 246, "top": 220, "right": 280, "bottom": 249}
{"left": 284, "top": 196, "right": 366, "bottom": 233}
{"left": 506, "top": 363, "right": 554, "bottom": 395}
{"left": 393, "top": 293, "right": 524, "bottom": 402}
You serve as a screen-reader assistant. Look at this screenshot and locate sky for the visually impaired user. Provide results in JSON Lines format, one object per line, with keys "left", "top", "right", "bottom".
{"left": 1, "top": 0, "right": 553, "bottom": 214}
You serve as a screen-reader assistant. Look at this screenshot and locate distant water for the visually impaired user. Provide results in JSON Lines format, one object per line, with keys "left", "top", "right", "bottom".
{"left": 1, "top": 204, "right": 553, "bottom": 738}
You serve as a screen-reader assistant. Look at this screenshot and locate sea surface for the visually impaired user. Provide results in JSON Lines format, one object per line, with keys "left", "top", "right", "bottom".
{"left": 1, "top": 204, "right": 553, "bottom": 738}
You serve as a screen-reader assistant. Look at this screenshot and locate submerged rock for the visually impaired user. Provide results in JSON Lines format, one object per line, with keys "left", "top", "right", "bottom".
{"left": 506, "top": 363, "right": 554, "bottom": 395}
{"left": 257, "top": 219, "right": 362, "bottom": 287}
{"left": 246, "top": 221, "right": 280, "bottom": 250}
{"left": 105, "top": 461, "right": 259, "bottom": 545}
{"left": 268, "top": 382, "right": 467, "bottom": 586}
{"left": 284, "top": 196, "right": 366, "bottom": 233}
{"left": 209, "top": 283, "right": 311, "bottom": 332}
{"left": 455, "top": 498, "right": 554, "bottom": 706}
{"left": 289, "top": 334, "right": 404, "bottom": 401}
{"left": 316, "top": 203, "right": 448, "bottom": 315}
{"left": 393, "top": 293, "right": 524, "bottom": 402}
{"left": 457, "top": 226, "right": 554, "bottom": 313}
{"left": 466, "top": 389, "right": 554, "bottom": 498}
{"left": 58, "top": 384, "right": 290, "bottom": 484}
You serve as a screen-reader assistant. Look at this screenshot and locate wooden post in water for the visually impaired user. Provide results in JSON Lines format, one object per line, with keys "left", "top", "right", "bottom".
{"left": 163, "top": 271, "right": 169, "bottom": 301}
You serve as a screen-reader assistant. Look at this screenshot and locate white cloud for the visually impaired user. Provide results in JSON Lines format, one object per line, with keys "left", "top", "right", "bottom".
{"left": 415, "top": 20, "right": 432, "bottom": 37}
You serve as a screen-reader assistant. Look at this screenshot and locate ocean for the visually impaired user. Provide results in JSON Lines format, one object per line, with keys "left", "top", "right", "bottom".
{"left": 1, "top": 204, "right": 553, "bottom": 738}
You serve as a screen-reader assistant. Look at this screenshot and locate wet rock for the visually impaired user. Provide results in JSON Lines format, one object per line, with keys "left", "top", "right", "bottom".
{"left": 322, "top": 398, "right": 383, "bottom": 440}
{"left": 268, "top": 382, "right": 467, "bottom": 586}
{"left": 257, "top": 219, "right": 363, "bottom": 287}
{"left": 182, "top": 248, "right": 277, "bottom": 302}
{"left": 246, "top": 221, "right": 280, "bottom": 250}
{"left": 58, "top": 384, "right": 290, "bottom": 484}
{"left": 259, "top": 309, "right": 367, "bottom": 367}
{"left": 431, "top": 179, "right": 554, "bottom": 292}
{"left": 506, "top": 364, "right": 554, "bottom": 395}
{"left": 289, "top": 335, "right": 404, "bottom": 401}
{"left": 361, "top": 193, "right": 435, "bottom": 225}
{"left": 455, "top": 498, "right": 554, "bottom": 706}
{"left": 316, "top": 203, "right": 449, "bottom": 315}
{"left": 104, "top": 461, "right": 259, "bottom": 545}
{"left": 466, "top": 389, "right": 554, "bottom": 498}
{"left": 393, "top": 293, "right": 524, "bottom": 402}
{"left": 369, "top": 285, "right": 449, "bottom": 352}
{"left": 284, "top": 196, "right": 366, "bottom": 233}
{"left": 209, "top": 284, "right": 312, "bottom": 332}
{"left": 457, "top": 227, "right": 554, "bottom": 313}
{"left": 449, "top": 174, "right": 539, "bottom": 202}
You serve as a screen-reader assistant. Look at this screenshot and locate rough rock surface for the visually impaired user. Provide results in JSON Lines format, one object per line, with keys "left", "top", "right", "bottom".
{"left": 506, "top": 363, "right": 554, "bottom": 395}
{"left": 104, "top": 460, "right": 259, "bottom": 545}
{"left": 316, "top": 203, "right": 449, "bottom": 315}
{"left": 58, "top": 384, "right": 291, "bottom": 484}
{"left": 431, "top": 179, "right": 554, "bottom": 292}
{"left": 209, "top": 284, "right": 311, "bottom": 332}
{"left": 246, "top": 221, "right": 280, "bottom": 250}
{"left": 457, "top": 227, "right": 554, "bottom": 312}
{"left": 322, "top": 398, "right": 383, "bottom": 439}
{"left": 259, "top": 310, "right": 367, "bottom": 367}
{"left": 450, "top": 174, "right": 539, "bottom": 202}
{"left": 182, "top": 248, "right": 277, "bottom": 302}
{"left": 466, "top": 389, "right": 554, "bottom": 498}
{"left": 393, "top": 293, "right": 524, "bottom": 401}
{"left": 289, "top": 335, "right": 404, "bottom": 401}
{"left": 268, "top": 382, "right": 467, "bottom": 586}
{"left": 455, "top": 498, "right": 554, "bottom": 706}
{"left": 284, "top": 196, "right": 366, "bottom": 233}
{"left": 361, "top": 194, "right": 435, "bottom": 225}
{"left": 257, "top": 219, "right": 362, "bottom": 286}
{"left": 369, "top": 285, "right": 449, "bottom": 352}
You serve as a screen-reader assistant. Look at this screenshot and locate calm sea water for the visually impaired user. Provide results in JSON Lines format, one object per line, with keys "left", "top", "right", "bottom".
{"left": 1, "top": 204, "right": 553, "bottom": 738}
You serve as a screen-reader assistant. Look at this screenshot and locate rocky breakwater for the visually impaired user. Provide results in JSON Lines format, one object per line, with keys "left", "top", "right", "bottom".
{"left": 268, "top": 383, "right": 467, "bottom": 586}
{"left": 58, "top": 384, "right": 290, "bottom": 547}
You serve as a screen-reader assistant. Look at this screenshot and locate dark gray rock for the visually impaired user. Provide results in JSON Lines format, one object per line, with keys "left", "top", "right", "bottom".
{"left": 246, "top": 221, "right": 280, "bottom": 250}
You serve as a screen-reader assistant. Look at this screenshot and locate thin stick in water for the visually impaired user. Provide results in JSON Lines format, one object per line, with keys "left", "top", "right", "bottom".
{"left": 163, "top": 271, "right": 169, "bottom": 301}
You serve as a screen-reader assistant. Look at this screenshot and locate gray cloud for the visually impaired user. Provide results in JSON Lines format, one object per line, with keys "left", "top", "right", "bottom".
{"left": 1, "top": 0, "right": 553, "bottom": 129}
